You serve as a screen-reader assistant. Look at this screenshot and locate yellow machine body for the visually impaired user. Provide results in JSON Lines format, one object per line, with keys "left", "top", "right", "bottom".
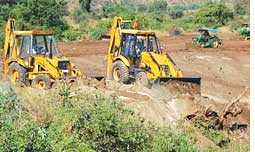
{"left": 3, "top": 19, "right": 81, "bottom": 89}
{"left": 106, "top": 16, "right": 200, "bottom": 87}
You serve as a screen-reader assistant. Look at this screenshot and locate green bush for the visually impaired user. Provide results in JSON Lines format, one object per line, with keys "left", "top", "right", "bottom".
{"left": 168, "top": 6, "right": 184, "bottom": 19}
{"left": 0, "top": 83, "right": 23, "bottom": 124}
{"left": 62, "top": 29, "right": 83, "bottom": 41}
{"left": 0, "top": 84, "right": 52, "bottom": 151}
{"left": 234, "top": 2, "right": 247, "bottom": 15}
{"left": 193, "top": 3, "right": 234, "bottom": 28}
{"left": 152, "top": 130, "right": 197, "bottom": 152}
{"left": 72, "top": 96, "right": 150, "bottom": 151}
{"left": 73, "top": 7, "right": 90, "bottom": 24}
{"left": 86, "top": 19, "right": 112, "bottom": 39}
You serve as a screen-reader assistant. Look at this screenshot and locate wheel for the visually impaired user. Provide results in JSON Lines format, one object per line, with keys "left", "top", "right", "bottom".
{"left": 111, "top": 61, "right": 129, "bottom": 83}
{"left": 32, "top": 75, "right": 51, "bottom": 90}
{"left": 200, "top": 43, "right": 206, "bottom": 48}
{"left": 7, "top": 62, "right": 26, "bottom": 84}
{"left": 211, "top": 39, "right": 219, "bottom": 48}
{"left": 135, "top": 72, "right": 149, "bottom": 87}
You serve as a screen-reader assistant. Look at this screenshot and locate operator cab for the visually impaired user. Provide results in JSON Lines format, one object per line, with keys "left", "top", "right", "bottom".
{"left": 16, "top": 31, "right": 60, "bottom": 59}
{"left": 120, "top": 33, "right": 160, "bottom": 58}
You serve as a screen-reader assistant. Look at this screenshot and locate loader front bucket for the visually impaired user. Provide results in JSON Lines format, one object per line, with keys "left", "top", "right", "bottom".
{"left": 154, "top": 77, "right": 201, "bottom": 96}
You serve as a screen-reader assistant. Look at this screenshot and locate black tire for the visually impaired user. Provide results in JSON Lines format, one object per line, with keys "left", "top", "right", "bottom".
{"left": 7, "top": 62, "right": 27, "bottom": 83}
{"left": 135, "top": 72, "right": 149, "bottom": 87}
{"left": 111, "top": 61, "right": 129, "bottom": 84}
{"left": 32, "top": 75, "right": 51, "bottom": 90}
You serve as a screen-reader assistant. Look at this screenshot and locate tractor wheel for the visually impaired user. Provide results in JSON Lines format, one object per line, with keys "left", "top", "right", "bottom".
{"left": 32, "top": 75, "right": 51, "bottom": 90}
{"left": 200, "top": 43, "right": 206, "bottom": 48}
{"left": 111, "top": 61, "right": 129, "bottom": 84}
{"left": 135, "top": 72, "right": 149, "bottom": 87}
{"left": 8, "top": 62, "right": 26, "bottom": 84}
{"left": 211, "top": 40, "right": 219, "bottom": 48}
{"left": 244, "top": 36, "right": 249, "bottom": 40}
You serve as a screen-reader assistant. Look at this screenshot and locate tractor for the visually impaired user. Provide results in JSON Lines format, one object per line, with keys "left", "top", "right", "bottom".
{"left": 192, "top": 28, "right": 223, "bottom": 48}
{"left": 2, "top": 19, "right": 82, "bottom": 89}
{"left": 240, "top": 23, "right": 250, "bottom": 40}
{"left": 106, "top": 16, "right": 200, "bottom": 92}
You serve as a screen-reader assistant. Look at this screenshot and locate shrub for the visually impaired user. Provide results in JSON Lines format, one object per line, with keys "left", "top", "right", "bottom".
{"left": 62, "top": 29, "right": 83, "bottom": 41}
{"left": 168, "top": 6, "right": 184, "bottom": 19}
{"left": 0, "top": 83, "right": 23, "bottom": 124}
{"left": 73, "top": 7, "right": 90, "bottom": 24}
{"left": 234, "top": 2, "right": 247, "bottom": 15}
{"left": 193, "top": 3, "right": 234, "bottom": 28}
{"left": 86, "top": 19, "right": 112, "bottom": 39}
{"left": 152, "top": 129, "right": 197, "bottom": 152}
{"left": 0, "top": 84, "right": 53, "bottom": 151}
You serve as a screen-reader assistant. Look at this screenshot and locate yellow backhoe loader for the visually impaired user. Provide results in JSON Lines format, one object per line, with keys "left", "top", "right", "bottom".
{"left": 106, "top": 16, "right": 201, "bottom": 93}
{"left": 2, "top": 19, "right": 82, "bottom": 89}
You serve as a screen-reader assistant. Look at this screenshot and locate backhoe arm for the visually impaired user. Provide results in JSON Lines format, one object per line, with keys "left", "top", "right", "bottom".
{"left": 106, "top": 16, "right": 123, "bottom": 79}
{"left": 4, "top": 19, "right": 16, "bottom": 59}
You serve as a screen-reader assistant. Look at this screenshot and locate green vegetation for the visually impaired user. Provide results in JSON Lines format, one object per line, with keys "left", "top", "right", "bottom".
{"left": 74, "top": 0, "right": 243, "bottom": 39}
{"left": 0, "top": 0, "right": 70, "bottom": 48}
{"left": 0, "top": 82, "right": 199, "bottom": 151}
{"left": 193, "top": 3, "right": 234, "bottom": 28}
{"left": 194, "top": 120, "right": 228, "bottom": 147}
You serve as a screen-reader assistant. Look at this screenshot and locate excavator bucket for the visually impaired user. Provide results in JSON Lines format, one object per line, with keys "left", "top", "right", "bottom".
{"left": 153, "top": 77, "right": 201, "bottom": 96}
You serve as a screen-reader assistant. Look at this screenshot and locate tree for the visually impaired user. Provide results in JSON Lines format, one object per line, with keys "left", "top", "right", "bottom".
{"left": 193, "top": 3, "right": 234, "bottom": 27}
{"left": 0, "top": 0, "right": 70, "bottom": 42}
